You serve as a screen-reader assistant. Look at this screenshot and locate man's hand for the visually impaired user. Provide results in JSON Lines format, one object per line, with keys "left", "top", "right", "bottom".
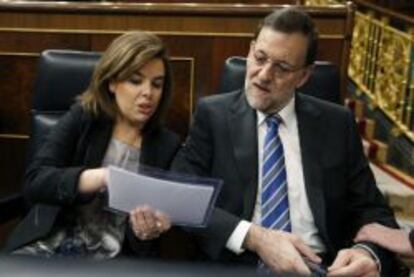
{"left": 243, "top": 224, "right": 321, "bottom": 275}
{"left": 328, "top": 248, "right": 379, "bottom": 277}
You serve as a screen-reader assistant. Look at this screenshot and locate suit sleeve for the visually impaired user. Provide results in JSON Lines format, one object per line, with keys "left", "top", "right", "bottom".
{"left": 172, "top": 99, "right": 242, "bottom": 260}
{"left": 344, "top": 110, "right": 398, "bottom": 271}
{"left": 24, "top": 104, "right": 88, "bottom": 206}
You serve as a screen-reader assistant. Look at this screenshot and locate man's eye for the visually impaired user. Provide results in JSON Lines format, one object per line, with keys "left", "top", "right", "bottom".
{"left": 276, "top": 64, "right": 292, "bottom": 73}
{"left": 254, "top": 54, "right": 267, "bottom": 65}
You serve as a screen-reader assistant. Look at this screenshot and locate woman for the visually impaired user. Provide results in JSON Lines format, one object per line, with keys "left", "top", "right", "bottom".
{"left": 5, "top": 31, "right": 191, "bottom": 259}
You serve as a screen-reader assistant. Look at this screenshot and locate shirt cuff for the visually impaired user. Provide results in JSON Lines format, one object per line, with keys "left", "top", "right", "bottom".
{"left": 225, "top": 220, "right": 252, "bottom": 254}
{"left": 353, "top": 243, "right": 381, "bottom": 273}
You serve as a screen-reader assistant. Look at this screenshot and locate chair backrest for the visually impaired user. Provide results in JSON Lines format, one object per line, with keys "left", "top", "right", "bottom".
{"left": 27, "top": 50, "right": 101, "bottom": 163}
{"left": 217, "top": 56, "right": 340, "bottom": 104}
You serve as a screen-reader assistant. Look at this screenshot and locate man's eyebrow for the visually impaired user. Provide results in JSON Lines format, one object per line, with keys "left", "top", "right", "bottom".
{"left": 254, "top": 47, "right": 294, "bottom": 65}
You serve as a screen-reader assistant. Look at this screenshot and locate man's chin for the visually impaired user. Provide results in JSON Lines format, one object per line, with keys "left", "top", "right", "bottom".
{"left": 247, "top": 98, "right": 285, "bottom": 114}
{"left": 246, "top": 91, "right": 277, "bottom": 112}
{"left": 247, "top": 99, "right": 270, "bottom": 113}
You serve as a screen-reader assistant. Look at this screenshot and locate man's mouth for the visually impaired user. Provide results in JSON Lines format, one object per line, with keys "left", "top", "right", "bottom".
{"left": 253, "top": 82, "right": 270, "bottom": 93}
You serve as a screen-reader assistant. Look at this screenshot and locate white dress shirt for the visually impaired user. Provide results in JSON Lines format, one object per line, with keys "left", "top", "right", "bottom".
{"left": 226, "top": 96, "right": 326, "bottom": 254}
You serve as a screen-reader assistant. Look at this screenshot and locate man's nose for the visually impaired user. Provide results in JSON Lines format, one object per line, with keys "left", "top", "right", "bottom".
{"left": 257, "top": 62, "right": 273, "bottom": 82}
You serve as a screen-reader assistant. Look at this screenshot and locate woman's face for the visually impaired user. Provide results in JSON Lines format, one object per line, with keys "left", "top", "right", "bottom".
{"left": 109, "top": 58, "right": 165, "bottom": 128}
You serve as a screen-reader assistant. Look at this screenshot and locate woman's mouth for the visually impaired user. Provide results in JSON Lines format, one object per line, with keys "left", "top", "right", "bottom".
{"left": 138, "top": 103, "right": 153, "bottom": 115}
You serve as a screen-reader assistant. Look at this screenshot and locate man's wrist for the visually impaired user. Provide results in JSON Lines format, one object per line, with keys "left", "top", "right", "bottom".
{"left": 353, "top": 244, "right": 381, "bottom": 273}
{"left": 243, "top": 224, "right": 263, "bottom": 252}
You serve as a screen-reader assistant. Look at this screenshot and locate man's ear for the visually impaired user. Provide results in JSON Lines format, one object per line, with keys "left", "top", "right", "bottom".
{"left": 248, "top": 40, "right": 255, "bottom": 58}
{"left": 296, "top": 65, "right": 313, "bottom": 88}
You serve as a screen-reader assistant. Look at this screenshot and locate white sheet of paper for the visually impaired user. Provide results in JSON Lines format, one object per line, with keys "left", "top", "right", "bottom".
{"left": 107, "top": 166, "right": 215, "bottom": 226}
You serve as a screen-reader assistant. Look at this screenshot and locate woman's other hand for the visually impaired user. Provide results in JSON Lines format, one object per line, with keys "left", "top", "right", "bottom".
{"left": 78, "top": 168, "right": 108, "bottom": 194}
{"left": 354, "top": 223, "right": 413, "bottom": 257}
{"left": 129, "top": 205, "right": 171, "bottom": 241}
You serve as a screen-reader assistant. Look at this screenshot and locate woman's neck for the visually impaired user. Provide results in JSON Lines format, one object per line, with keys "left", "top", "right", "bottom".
{"left": 112, "top": 118, "right": 143, "bottom": 149}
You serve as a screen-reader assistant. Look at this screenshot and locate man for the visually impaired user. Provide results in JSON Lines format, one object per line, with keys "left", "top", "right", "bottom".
{"left": 173, "top": 7, "right": 397, "bottom": 276}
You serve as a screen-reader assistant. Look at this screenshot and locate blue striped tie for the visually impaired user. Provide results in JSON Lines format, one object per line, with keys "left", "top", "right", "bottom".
{"left": 258, "top": 116, "right": 291, "bottom": 273}
{"left": 261, "top": 116, "right": 291, "bottom": 231}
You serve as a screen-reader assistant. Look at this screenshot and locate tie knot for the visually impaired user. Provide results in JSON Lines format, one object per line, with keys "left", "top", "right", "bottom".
{"left": 265, "top": 115, "right": 282, "bottom": 130}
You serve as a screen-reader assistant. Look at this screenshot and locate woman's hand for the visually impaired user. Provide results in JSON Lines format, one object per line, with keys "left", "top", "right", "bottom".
{"left": 129, "top": 205, "right": 171, "bottom": 241}
{"left": 355, "top": 223, "right": 413, "bottom": 257}
{"left": 78, "top": 168, "right": 108, "bottom": 194}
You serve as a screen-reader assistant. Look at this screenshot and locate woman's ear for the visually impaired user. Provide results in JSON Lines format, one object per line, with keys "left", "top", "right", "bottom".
{"left": 109, "top": 81, "right": 116, "bottom": 94}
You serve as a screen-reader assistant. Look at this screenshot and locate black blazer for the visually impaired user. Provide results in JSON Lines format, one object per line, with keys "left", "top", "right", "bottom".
{"left": 4, "top": 104, "right": 195, "bottom": 258}
{"left": 172, "top": 90, "right": 397, "bottom": 269}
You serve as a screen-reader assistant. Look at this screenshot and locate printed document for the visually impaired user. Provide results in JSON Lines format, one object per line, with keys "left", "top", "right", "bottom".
{"left": 107, "top": 166, "right": 220, "bottom": 227}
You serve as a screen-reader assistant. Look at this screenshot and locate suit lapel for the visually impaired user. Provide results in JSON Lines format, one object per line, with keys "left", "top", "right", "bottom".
{"left": 140, "top": 130, "right": 159, "bottom": 168}
{"left": 228, "top": 90, "right": 258, "bottom": 219}
{"left": 295, "top": 94, "right": 333, "bottom": 251}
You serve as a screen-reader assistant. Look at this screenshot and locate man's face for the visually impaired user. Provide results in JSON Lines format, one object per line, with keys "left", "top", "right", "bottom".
{"left": 245, "top": 27, "right": 312, "bottom": 114}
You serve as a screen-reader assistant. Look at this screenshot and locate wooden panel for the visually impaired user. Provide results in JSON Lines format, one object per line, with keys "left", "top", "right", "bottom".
{"left": 317, "top": 38, "right": 343, "bottom": 67}
{"left": 167, "top": 59, "right": 193, "bottom": 137}
{"left": 0, "top": 32, "right": 90, "bottom": 53}
{"left": 0, "top": 56, "right": 36, "bottom": 134}
{"left": 164, "top": 35, "right": 252, "bottom": 98}
{"left": 0, "top": 13, "right": 258, "bottom": 33}
{"left": 0, "top": 3, "right": 350, "bottom": 34}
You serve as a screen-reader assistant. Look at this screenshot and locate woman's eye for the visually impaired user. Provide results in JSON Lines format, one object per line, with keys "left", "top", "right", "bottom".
{"left": 152, "top": 80, "right": 164, "bottom": 89}
{"left": 128, "top": 78, "right": 142, "bottom": 85}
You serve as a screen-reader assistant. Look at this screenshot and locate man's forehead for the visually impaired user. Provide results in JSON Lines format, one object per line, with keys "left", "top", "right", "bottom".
{"left": 256, "top": 28, "right": 307, "bottom": 44}
{"left": 254, "top": 28, "right": 308, "bottom": 61}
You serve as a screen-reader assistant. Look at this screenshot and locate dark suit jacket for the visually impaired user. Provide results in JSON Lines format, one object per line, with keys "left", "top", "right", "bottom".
{"left": 172, "top": 90, "right": 398, "bottom": 270}
{"left": 4, "top": 104, "right": 195, "bottom": 259}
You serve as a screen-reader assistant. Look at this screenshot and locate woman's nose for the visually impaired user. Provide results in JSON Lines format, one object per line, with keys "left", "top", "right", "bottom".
{"left": 141, "top": 81, "right": 152, "bottom": 97}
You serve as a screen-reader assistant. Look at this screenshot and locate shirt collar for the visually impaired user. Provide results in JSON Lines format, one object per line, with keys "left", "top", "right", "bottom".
{"left": 257, "top": 96, "right": 296, "bottom": 127}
